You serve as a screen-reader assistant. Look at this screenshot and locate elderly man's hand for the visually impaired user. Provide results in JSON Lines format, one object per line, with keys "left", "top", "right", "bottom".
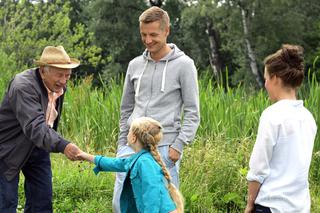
{"left": 64, "top": 143, "right": 81, "bottom": 161}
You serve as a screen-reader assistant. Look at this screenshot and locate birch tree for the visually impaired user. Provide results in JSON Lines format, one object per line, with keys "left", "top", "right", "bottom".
{"left": 237, "top": 0, "right": 263, "bottom": 87}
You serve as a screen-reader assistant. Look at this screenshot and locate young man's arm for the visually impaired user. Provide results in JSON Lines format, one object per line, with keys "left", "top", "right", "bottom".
{"left": 170, "top": 58, "right": 200, "bottom": 159}
{"left": 118, "top": 63, "right": 135, "bottom": 148}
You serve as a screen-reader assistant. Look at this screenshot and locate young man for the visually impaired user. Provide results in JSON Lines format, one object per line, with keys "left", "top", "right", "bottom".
{"left": 0, "top": 46, "right": 82, "bottom": 212}
{"left": 113, "top": 6, "right": 200, "bottom": 212}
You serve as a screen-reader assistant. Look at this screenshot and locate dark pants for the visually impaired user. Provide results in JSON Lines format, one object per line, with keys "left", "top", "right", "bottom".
{"left": 0, "top": 147, "right": 53, "bottom": 213}
{"left": 255, "top": 204, "right": 271, "bottom": 213}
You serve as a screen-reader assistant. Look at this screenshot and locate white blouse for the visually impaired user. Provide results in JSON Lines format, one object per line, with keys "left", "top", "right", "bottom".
{"left": 247, "top": 100, "right": 317, "bottom": 213}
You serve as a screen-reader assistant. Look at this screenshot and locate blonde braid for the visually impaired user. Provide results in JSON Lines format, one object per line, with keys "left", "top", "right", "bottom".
{"left": 130, "top": 117, "right": 184, "bottom": 212}
{"left": 149, "top": 144, "right": 184, "bottom": 213}
{"left": 149, "top": 144, "right": 172, "bottom": 182}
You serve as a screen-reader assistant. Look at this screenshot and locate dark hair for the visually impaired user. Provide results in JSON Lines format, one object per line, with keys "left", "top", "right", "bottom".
{"left": 264, "top": 44, "right": 304, "bottom": 88}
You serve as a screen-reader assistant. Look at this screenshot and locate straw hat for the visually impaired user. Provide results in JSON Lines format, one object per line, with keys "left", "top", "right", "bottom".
{"left": 34, "top": 46, "right": 80, "bottom": 69}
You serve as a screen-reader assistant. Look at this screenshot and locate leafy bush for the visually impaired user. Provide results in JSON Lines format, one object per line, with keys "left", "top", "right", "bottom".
{"left": 181, "top": 136, "right": 250, "bottom": 212}
{"left": 0, "top": 49, "right": 19, "bottom": 98}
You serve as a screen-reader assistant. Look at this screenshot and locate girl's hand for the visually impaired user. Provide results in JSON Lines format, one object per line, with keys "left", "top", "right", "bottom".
{"left": 76, "top": 151, "right": 94, "bottom": 162}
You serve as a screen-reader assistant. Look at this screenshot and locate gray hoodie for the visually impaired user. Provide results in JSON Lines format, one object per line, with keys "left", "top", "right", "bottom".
{"left": 118, "top": 44, "right": 200, "bottom": 153}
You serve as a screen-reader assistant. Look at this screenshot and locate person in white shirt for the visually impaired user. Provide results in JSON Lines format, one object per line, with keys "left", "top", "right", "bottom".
{"left": 245, "top": 44, "right": 317, "bottom": 213}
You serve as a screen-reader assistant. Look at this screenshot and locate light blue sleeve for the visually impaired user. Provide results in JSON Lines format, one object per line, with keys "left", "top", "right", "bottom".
{"left": 138, "top": 159, "right": 161, "bottom": 212}
{"left": 93, "top": 155, "right": 129, "bottom": 175}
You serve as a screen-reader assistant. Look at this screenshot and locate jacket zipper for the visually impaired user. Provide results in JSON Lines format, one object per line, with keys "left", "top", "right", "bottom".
{"left": 145, "top": 62, "right": 157, "bottom": 116}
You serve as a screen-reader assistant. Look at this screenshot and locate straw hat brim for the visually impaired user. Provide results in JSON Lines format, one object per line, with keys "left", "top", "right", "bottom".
{"left": 34, "top": 58, "right": 80, "bottom": 69}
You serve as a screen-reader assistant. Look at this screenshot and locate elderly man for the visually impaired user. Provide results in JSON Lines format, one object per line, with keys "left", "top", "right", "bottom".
{"left": 0, "top": 46, "right": 81, "bottom": 212}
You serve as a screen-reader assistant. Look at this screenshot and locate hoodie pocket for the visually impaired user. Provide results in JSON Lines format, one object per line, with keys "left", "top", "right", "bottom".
{"left": 173, "top": 120, "right": 181, "bottom": 131}
{"left": 151, "top": 111, "right": 175, "bottom": 129}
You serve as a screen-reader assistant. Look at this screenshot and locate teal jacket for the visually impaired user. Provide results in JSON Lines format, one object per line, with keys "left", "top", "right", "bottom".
{"left": 93, "top": 150, "right": 176, "bottom": 213}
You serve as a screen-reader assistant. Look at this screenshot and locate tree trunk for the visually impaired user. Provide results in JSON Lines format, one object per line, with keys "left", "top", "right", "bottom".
{"left": 240, "top": 7, "right": 264, "bottom": 88}
{"left": 206, "top": 20, "right": 223, "bottom": 83}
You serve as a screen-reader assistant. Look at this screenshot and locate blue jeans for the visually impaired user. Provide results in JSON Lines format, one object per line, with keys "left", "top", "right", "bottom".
{"left": 112, "top": 145, "right": 182, "bottom": 213}
{"left": 0, "top": 147, "right": 52, "bottom": 213}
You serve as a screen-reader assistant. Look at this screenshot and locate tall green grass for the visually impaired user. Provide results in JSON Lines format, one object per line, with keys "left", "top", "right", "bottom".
{"left": 0, "top": 50, "right": 17, "bottom": 97}
{"left": 60, "top": 74, "right": 320, "bottom": 152}
{"left": 54, "top": 73, "right": 320, "bottom": 211}
{"left": 197, "top": 77, "right": 268, "bottom": 139}
{"left": 60, "top": 76, "right": 122, "bottom": 152}
{"left": 1, "top": 64, "right": 319, "bottom": 211}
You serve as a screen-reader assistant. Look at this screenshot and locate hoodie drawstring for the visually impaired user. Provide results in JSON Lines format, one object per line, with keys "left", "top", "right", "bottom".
{"left": 135, "top": 59, "right": 168, "bottom": 97}
{"left": 161, "top": 59, "right": 168, "bottom": 92}
{"left": 135, "top": 60, "right": 148, "bottom": 97}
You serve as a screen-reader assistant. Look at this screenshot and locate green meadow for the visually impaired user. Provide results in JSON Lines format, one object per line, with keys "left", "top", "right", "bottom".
{"left": 1, "top": 72, "right": 319, "bottom": 212}
{"left": 1, "top": 0, "right": 320, "bottom": 211}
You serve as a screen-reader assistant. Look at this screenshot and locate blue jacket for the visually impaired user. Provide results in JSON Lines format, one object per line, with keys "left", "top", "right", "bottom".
{"left": 93, "top": 150, "right": 176, "bottom": 213}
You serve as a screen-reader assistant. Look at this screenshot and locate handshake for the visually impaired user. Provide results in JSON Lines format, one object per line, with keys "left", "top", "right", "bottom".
{"left": 63, "top": 143, "right": 94, "bottom": 162}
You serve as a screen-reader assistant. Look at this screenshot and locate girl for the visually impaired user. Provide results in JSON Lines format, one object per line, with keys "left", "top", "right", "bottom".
{"left": 77, "top": 117, "right": 184, "bottom": 213}
{"left": 245, "top": 44, "right": 317, "bottom": 213}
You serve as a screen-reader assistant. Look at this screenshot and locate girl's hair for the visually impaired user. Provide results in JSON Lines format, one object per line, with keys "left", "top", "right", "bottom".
{"left": 130, "top": 117, "right": 184, "bottom": 213}
{"left": 139, "top": 6, "right": 170, "bottom": 30}
{"left": 264, "top": 44, "right": 304, "bottom": 88}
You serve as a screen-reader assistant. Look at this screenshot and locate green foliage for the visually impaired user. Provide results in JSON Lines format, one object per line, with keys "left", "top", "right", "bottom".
{"left": 0, "top": 1, "right": 319, "bottom": 210}
{"left": 181, "top": 137, "right": 249, "bottom": 212}
{"left": 1, "top": 0, "right": 320, "bottom": 87}
{"left": 0, "top": 73, "right": 315, "bottom": 211}
{"left": 0, "top": 0, "right": 103, "bottom": 77}
{"left": 162, "top": 0, "right": 187, "bottom": 48}
{"left": 198, "top": 74, "right": 268, "bottom": 139}
{"left": 59, "top": 76, "right": 122, "bottom": 152}
{"left": 0, "top": 49, "right": 19, "bottom": 98}
{"left": 15, "top": 138, "right": 320, "bottom": 212}
{"left": 180, "top": 0, "right": 320, "bottom": 87}
{"left": 180, "top": 3, "right": 212, "bottom": 71}
{"left": 18, "top": 154, "right": 114, "bottom": 213}
{"left": 55, "top": 69, "right": 320, "bottom": 153}
{"left": 52, "top": 155, "right": 114, "bottom": 213}
{"left": 86, "top": 0, "right": 147, "bottom": 81}
{"left": 43, "top": 72, "right": 320, "bottom": 212}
